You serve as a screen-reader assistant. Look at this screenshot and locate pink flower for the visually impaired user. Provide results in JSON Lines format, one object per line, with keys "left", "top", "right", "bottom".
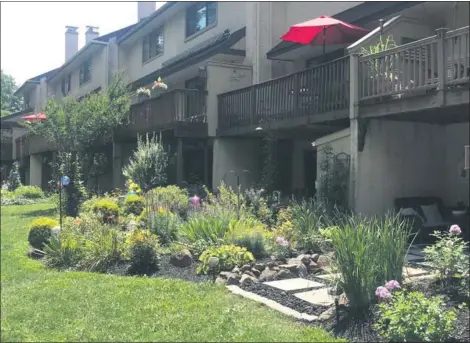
{"left": 190, "top": 195, "right": 201, "bottom": 206}
{"left": 275, "top": 237, "right": 289, "bottom": 248}
{"left": 375, "top": 286, "right": 392, "bottom": 299}
{"left": 384, "top": 280, "right": 401, "bottom": 291}
{"left": 449, "top": 225, "right": 462, "bottom": 235}
{"left": 108, "top": 215, "right": 114, "bottom": 220}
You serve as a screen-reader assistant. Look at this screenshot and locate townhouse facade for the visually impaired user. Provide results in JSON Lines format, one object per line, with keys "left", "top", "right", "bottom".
{"left": 2, "top": 1, "right": 468, "bottom": 216}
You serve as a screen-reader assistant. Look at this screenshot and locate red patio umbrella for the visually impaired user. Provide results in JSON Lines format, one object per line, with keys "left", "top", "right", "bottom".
{"left": 21, "top": 113, "right": 47, "bottom": 122}
{"left": 281, "top": 15, "right": 368, "bottom": 54}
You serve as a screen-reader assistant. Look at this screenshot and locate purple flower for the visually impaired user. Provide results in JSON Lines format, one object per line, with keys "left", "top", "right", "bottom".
{"left": 275, "top": 237, "right": 289, "bottom": 248}
{"left": 190, "top": 195, "right": 201, "bottom": 206}
{"left": 449, "top": 225, "right": 462, "bottom": 235}
{"left": 375, "top": 286, "right": 392, "bottom": 300}
{"left": 384, "top": 280, "right": 401, "bottom": 291}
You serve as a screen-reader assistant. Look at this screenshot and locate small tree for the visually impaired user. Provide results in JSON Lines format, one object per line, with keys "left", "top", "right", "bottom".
{"left": 123, "top": 133, "right": 168, "bottom": 192}
{"left": 27, "top": 73, "right": 131, "bottom": 217}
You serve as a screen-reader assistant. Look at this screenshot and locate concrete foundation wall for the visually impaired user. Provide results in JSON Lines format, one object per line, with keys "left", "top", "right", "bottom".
{"left": 291, "top": 140, "right": 314, "bottom": 192}
{"left": 355, "top": 120, "right": 446, "bottom": 216}
{"left": 212, "top": 138, "right": 261, "bottom": 191}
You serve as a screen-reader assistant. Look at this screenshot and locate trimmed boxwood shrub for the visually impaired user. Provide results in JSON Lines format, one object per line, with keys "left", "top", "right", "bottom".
{"left": 123, "top": 195, "right": 144, "bottom": 216}
{"left": 28, "top": 217, "right": 59, "bottom": 249}
{"left": 90, "top": 198, "right": 120, "bottom": 223}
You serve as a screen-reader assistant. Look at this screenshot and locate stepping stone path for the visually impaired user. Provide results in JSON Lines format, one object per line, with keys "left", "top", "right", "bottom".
{"left": 264, "top": 278, "right": 324, "bottom": 293}
{"left": 227, "top": 249, "right": 437, "bottom": 322}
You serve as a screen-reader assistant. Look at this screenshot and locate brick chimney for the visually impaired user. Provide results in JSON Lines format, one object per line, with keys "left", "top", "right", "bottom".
{"left": 85, "top": 26, "right": 100, "bottom": 44}
{"left": 138, "top": 2, "right": 155, "bottom": 22}
{"left": 65, "top": 26, "right": 79, "bottom": 62}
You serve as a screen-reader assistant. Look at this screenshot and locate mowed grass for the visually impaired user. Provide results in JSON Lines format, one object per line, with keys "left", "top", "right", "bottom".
{"left": 1, "top": 203, "right": 343, "bottom": 342}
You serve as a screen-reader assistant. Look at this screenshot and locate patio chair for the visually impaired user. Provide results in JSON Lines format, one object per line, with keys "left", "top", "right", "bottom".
{"left": 394, "top": 196, "right": 453, "bottom": 244}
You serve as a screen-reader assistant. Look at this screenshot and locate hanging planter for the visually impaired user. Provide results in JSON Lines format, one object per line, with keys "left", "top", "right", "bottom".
{"left": 136, "top": 87, "right": 151, "bottom": 102}
{"left": 150, "top": 77, "right": 168, "bottom": 97}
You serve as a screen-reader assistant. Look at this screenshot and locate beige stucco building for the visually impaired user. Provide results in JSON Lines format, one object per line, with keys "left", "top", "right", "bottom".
{"left": 2, "top": 1, "right": 468, "bottom": 218}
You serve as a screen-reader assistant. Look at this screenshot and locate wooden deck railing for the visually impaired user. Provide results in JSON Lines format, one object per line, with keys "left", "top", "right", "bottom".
{"left": 130, "top": 89, "right": 206, "bottom": 128}
{"left": 358, "top": 26, "right": 469, "bottom": 100}
{"left": 218, "top": 56, "right": 350, "bottom": 130}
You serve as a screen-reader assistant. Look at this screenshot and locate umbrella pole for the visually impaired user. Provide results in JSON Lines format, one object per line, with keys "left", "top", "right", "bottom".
{"left": 322, "top": 26, "right": 326, "bottom": 55}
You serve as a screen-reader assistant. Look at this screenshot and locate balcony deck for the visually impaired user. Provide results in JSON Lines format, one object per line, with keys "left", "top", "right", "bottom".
{"left": 357, "top": 26, "right": 469, "bottom": 121}
{"left": 218, "top": 27, "right": 469, "bottom": 134}
{"left": 116, "top": 89, "right": 208, "bottom": 139}
{"left": 217, "top": 57, "right": 350, "bottom": 136}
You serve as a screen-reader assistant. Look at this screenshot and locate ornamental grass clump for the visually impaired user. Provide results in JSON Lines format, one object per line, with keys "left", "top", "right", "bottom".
{"left": 329, "top": 212, "right": 411, "bottom": 309}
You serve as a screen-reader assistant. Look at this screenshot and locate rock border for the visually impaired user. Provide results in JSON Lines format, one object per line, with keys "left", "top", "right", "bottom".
{"left": 226, "top": 285, "right": 319, "bottom": 322}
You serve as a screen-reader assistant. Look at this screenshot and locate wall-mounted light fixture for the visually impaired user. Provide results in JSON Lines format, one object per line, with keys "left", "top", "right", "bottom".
{"left": 198, "top": 65, "right": 207, "bottom": 79}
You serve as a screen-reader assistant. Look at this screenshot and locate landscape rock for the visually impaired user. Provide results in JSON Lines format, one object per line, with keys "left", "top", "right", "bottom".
{"left": 267, "top": 261, "right": 278, "bottom": 268}
{"left": 306, "top": 261, "right": 321, "bottom": 273}
{"left": 240, "top": 274, "right": 256, "bottom": 287}
{"left": 240, "top": 264, "right": 252, "bottom": 272}
{"left": 227, "top": 275, "right": 240, "bottom": 285}
{"left": 254, "top": 263, "right": 266, "bottom": 272}
{"left": 232, "top": 267, "right": 240, "bottom": 274}
{"left": 318, "top": 306, "right": 336, "bottom": 321}
{"left": 328, "top": 285, "right": 343, "bottom": 296}
{"left": 169, "top": 249, "right": 193, "bottom": 268}
{"left": 251, "top": 268, "right": 261, "bottom": 277}
{"left": 297, "top": 263, "right": 308, "bottom": 278}
{"left": 311, "top": 253, "right": 320, "bottom": 263}
{"left": 220, "top": 271, "right": 239, "bottom": 280}
{"left": 316, "top": 255, "right": 331, "bottom": 268}
{"left": 259, "top": 267, "right": 278, "bottom": 282}
{"left": 298, "top": 254, "right": 312, "bottom": 265}
{"left": 276, "top": 269, "right": 296, "bottom": 279}
{"left": 243, "top": 270, "right": 256, "bottom": 278}
{"left": 27, "top": 248, "right": 44, "bottom": 259}
{"left": 279, "top": 264, "right": 299, "bottom": 273}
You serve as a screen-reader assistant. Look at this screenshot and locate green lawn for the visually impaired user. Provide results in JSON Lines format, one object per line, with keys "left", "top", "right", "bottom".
{"left": 1, "top": 203, "right": 343, "bottom": 342}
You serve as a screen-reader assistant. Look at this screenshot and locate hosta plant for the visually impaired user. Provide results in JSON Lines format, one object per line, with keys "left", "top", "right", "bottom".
{"left": 198, "top": 245, "right": 254, "bottom": 274}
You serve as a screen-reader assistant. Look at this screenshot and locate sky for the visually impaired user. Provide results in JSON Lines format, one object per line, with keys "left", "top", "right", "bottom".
{"left": 1, "top": 1, "right": 164, "bottom": 86}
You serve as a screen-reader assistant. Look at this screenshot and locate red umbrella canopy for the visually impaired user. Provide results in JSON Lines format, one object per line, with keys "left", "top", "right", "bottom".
{"left": 281, "top": 15, "right": 368, "bottom": 46}
{"left": 21, "top": 113, "right": 47, "bottom": 122}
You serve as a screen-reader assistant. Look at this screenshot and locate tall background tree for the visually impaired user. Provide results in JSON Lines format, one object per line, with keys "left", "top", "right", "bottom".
{"left": 27, "top": 73, "right": 131, "bottom": 216}
{"left": 1, "top": 70, "right": 23, "bottom": 117}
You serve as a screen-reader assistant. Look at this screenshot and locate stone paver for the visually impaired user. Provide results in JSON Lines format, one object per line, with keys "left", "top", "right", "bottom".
{"left": 264, "top": 278, "right": 325, "bottom": 293}
{"left": 403, "top": 266, "right": 429, "bottom": 277}
{"left": 408, "top": 247, "right": 425, "bottom": 256}
{"left": 226, "top": 285, "right": 318, "bottom": 322}
{"left": 294, "top": 288, "right": 335, "bottom": 306}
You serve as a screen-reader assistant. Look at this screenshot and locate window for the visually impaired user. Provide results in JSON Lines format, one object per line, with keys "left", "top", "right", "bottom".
{"left": 142, "top": 27, "right": 164, "bottom": 63}
{"left": 186, "top": 2, "right": 216, "bottom": 38}
{"left": 61, "top": 74, "right": 71, "bottom": 95}
{"left": 79, "top": 57, "right": 92, "bottom": 85}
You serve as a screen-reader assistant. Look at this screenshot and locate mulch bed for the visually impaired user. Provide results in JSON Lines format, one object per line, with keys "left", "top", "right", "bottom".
{"left": 240, "top": 281, "right": 330, "bottom": 316}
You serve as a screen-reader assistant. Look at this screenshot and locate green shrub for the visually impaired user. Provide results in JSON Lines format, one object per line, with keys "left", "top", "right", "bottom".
{"left": 80, "top": 225, "right": 125, "bottom": 272}
{"left": 28, "top": 217, "right": 59, "bottom": 249}
{"left": 147, "top": 185, "right": 188, "bottom": 214}
{"left": 225, "top": 218, "right": 268, "bottom": 258}
{"left": 329, "top": 213, "right": 411, "bottom": 308}
{"left": 126, "top": 229, "right": 160, "bottom": 275}
{"left": 14, "top": 185, "right": 45, "bottom": 199}
{"left": 424, "top": 226, "right": 469, "bottom": 285}
{"left": 123, "top": 194, "right": 144, "bottom": 216}
{"left": 1, "top": 189, "right": 13, "bottom": 199}
{"left": 146, "top": 207, "right": 180, "bottom": 245}
{"left": 376, "top": 290, "right": 458, "bottom": 342}
{"left": 88, "top": 197, "right": 120, "bottom": 223}
{"left": 198, "top": 245, "right": 254, "bottom": 274}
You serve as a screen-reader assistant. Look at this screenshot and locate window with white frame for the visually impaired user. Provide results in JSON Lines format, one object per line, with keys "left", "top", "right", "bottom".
{"left": 142, "top": 27, "right": 164, "bottom": 63}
